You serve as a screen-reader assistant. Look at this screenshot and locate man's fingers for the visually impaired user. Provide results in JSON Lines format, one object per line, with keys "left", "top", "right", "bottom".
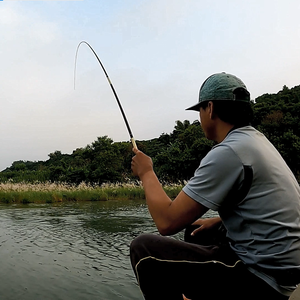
{"left": 191, "top": 225, "right": 203, "bottom": 236}
{"left": 132, "top": 147, "right": 139, "bottom": 154}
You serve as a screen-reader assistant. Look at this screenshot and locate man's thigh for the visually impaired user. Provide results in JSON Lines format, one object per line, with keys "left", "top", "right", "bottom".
{"left": 130, "top": 234, "right": 242, "bottom": 299}
{"left": 130, "top": 234, "right": 289, "bottom": 300}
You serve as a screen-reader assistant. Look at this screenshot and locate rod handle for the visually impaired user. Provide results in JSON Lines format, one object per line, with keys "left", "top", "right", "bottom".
{"left": 131, "top": 138, "right": 138, "bottom": 150}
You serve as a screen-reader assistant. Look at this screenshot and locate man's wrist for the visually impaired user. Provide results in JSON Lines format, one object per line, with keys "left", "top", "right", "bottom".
{"left": 139, "top": 169, "right": 156, "bottom": 182}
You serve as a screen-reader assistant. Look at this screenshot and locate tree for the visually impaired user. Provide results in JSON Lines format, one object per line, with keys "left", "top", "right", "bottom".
{"left": 88, "top": 136, "right": 124, "bottom": 184}
{"left": 154, "top": 120, "right": 213, "bottom": 182}
{"left": 2, "top": 83, "right": 300, "bottom": 184}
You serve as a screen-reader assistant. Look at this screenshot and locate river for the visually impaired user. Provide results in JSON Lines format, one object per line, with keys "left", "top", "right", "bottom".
{"left": 0, "top": 200, "right": 216, "bottom": 300}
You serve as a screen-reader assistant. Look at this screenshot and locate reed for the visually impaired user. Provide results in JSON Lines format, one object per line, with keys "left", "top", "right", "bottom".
{"left": 0, "top": 181, "right": 184, "bottom": 204}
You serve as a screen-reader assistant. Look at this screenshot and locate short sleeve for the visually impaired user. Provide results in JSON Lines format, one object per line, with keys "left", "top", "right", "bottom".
{"left": 183, "top": 145, "right": 244, "bottom": 210}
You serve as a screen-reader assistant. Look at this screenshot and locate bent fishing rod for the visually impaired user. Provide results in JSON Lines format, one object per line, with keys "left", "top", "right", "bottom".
{"left": 74, "top": 41, "right": 138, "bottom": 150}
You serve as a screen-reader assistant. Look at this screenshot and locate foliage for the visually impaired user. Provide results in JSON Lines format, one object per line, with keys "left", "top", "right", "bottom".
{"left": 154, "top": 120, "right": 213, "bottom": 181}
{"left": 1, "top": 84, "right": 300, "bottom": 184}
{"left": 253, "top": 84, "right": 300, "bottom": 178}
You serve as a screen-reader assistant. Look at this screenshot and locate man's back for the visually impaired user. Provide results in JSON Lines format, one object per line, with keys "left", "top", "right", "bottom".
{"left": 219, "top": 126, "right": 300, "bottom": 293}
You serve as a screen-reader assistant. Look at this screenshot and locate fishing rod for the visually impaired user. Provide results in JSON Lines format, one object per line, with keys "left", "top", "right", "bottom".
{"left": 74, "top": 41, "right": 138, "bottom": 150}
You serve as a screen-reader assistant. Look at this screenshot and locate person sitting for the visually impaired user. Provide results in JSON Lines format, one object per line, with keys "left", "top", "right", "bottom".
{"left": 130, "top": 72, "right": 300, "bottom": 300}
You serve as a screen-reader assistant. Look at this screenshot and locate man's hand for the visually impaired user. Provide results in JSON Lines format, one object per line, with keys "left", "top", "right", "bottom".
{"left": 190, "top": 217, "right": 222, "bottom": 236}
{"left": 131, "top": 148, "right": 154, "bottom": 179}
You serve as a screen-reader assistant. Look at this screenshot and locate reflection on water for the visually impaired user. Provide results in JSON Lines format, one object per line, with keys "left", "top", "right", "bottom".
{"left": 0, "top": 201, "right": 217, "bottom": 300}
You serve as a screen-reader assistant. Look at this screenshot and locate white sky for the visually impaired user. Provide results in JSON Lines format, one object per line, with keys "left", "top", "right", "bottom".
{"left": 0, "top": 0, "right": 300, "bottom": 171}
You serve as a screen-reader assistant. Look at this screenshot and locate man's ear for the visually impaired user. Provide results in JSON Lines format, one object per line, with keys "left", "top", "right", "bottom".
{"left": 208, "top": 101, "right": 215, "bottom": 119}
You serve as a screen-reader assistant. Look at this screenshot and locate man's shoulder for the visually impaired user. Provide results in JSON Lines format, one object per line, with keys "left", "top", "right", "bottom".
{"left": 227, "top": 126, "right": 261, "bottom": 140}
{"left": 210, "top": 126, "right": 266, "bottom": 165}
{"left": 220, "top": 126, "right": 267, "bottom": 151}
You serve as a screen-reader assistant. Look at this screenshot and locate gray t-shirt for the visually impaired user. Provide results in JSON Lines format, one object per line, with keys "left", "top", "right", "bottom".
{"left": 183, "top": 126, "right": 300, "bottom": 296}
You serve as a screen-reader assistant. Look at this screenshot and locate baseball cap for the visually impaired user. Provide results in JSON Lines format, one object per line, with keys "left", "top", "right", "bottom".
{"left": 186, "top": 72, "right": 250, "bottom": 111}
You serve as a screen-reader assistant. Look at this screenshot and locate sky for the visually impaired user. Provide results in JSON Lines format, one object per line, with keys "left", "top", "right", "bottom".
{"left": 0, "top": 0, "right": 299, "bottom": 171}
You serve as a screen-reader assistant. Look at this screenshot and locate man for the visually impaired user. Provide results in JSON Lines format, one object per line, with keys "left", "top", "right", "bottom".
{"left": 130, "top": 72, "right": 300, "bottom": 300}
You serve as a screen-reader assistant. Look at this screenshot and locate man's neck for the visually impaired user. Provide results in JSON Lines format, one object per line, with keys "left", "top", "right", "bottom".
{"left": 214, "top": 121, "right": 235, "bottom": 143}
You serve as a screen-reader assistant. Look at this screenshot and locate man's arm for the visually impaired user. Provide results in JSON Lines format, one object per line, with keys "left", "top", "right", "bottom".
{"left": 131, "top": 148, "right": 208, "bottom": 236}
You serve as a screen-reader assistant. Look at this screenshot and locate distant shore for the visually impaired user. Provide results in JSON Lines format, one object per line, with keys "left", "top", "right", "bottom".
{"left": 0, "top": 181, "right": 183, "bottom": 204}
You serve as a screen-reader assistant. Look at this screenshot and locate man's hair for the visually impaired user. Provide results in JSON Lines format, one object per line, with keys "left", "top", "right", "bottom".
{"left": 199, "top": 100, "right": 253, "bottom": 127}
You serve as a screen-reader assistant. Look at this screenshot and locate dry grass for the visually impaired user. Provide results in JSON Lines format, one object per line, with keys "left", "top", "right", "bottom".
{"left": 0, "top": 180, "right": 184, "bottom": 204}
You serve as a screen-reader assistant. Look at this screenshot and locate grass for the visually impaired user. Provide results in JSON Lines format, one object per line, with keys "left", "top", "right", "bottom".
{"left": 0, "top": 181, "right": 184, "bottom": 204}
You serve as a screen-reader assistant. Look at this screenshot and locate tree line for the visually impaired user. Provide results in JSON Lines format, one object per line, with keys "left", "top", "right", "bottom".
{"left": 1, "top": 84, "right": 300, "bottom": 184}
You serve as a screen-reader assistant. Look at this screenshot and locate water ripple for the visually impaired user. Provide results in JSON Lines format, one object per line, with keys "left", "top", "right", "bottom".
{"left": 0, "top": 200, "right": 210, "bottom": 299}
{"left": 0, "top": 201, "right": 150, "bottom": 300}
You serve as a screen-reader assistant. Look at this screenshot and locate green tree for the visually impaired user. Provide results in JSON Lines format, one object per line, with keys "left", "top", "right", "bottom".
{"left": 88, "top": 136, "right": 124, "bottom": 184}
{"left": 154, "top": 120, "right": 213, "bottom": 182}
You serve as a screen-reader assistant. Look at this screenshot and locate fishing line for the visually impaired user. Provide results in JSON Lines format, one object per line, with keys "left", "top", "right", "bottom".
{"left": 74, "top": 41, "right": 138, "bottom": 150}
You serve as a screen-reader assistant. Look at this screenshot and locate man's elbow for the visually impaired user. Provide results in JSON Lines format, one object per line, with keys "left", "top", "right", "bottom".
{"left": 157, "top": 227, "right": 170, "bottom": 236}
{"left": 157, "top": 223, "right": 179, "bottom": 236}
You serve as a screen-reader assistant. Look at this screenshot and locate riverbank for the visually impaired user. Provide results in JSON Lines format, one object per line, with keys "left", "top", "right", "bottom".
{"left": 0, "top": 181, "right": 183, "bottom": 204}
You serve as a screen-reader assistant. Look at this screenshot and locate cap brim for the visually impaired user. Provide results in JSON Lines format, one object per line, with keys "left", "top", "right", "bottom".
{"left": 185, "top": 102, "right": 201, "bottom": 111}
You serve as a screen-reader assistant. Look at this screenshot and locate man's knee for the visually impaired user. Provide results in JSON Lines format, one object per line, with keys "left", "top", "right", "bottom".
{"left": 130, "top": 234, "right": 159, "bottom": 268}
{"left": 130, "top": 233, "right": 157, "bottom": 252}
{"left": 130, "top": 233, "right": 154, "bottom": 249}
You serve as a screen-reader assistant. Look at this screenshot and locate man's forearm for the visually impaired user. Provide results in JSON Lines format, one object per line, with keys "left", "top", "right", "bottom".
{"left": 131, "top": 149, "right": 207, "bottom": 235}
{"left": 140, "top": 170, "right": 173, "bottom": 231}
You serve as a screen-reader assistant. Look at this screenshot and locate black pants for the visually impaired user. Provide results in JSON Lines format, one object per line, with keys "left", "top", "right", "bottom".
{"left": 130, "top": 229, "right": 290, "bottom": 300}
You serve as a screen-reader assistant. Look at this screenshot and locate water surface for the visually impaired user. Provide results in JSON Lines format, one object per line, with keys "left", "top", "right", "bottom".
{"left": 0, "top": 200, "right": 216, "bottom": 300}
